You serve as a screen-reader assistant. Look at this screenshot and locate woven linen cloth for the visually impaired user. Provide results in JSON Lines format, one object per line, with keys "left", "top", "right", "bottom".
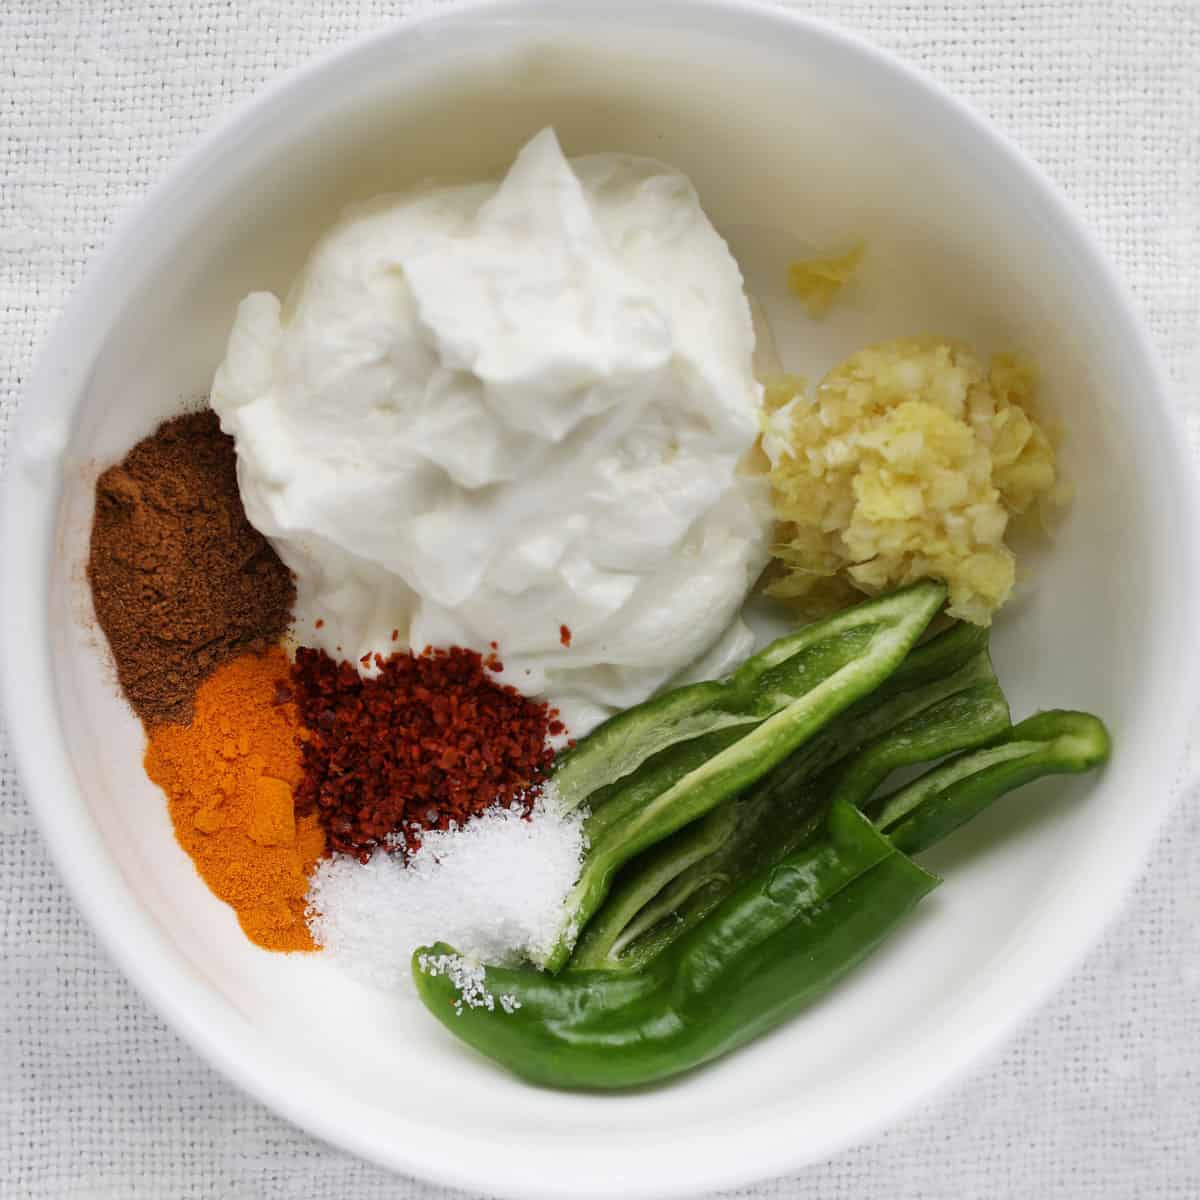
{"left": 2, "top": 1, "right": 1198, "bottom": 1197}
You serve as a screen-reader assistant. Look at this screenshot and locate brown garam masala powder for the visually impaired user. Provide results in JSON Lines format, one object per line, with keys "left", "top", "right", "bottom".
{"left": 87, "top": 409, "right": 294, "bottom": 727}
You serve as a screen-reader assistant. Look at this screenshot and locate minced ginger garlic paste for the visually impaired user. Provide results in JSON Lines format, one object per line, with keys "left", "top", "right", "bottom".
{"left": 786, "top": 243, "right": 864, "bottom": 317}
{"left": 762, "top": 338, "right": 1063, "bottom": 625}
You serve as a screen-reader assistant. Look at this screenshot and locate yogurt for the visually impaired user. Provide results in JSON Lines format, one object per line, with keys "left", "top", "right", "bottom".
{"left": 212, "top": 128, "right": 769, "bottom": 734}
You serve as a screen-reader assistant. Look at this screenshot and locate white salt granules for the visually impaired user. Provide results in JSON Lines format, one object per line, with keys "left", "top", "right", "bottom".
{"left": 415, "top": 952, "right": 522, "bottom": 1016}
{"left": 306, "top": 790, "right": 585, "bottom": 993}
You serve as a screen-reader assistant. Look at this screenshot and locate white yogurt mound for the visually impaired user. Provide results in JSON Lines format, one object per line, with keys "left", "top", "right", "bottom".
{"left": 306, "top": 794, "right": 586, "bottom": 992}
{"left": 212, "top": 126, "right": 770, "bottom": 735}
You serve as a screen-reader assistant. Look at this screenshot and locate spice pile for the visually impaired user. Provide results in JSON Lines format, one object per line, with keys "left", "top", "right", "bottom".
{"left": 87, "top": 410, "right": 294, "bottom": 726}
{"left": 307, "top": 792, "right": 585, "bottom": 991}
{"left": 144, "top": 648, "right": 323, "bottom": 951}
{"left": 88, "top": 412, "right": 571, "bottom": 955}
{"left": 292, "top": 645, "right": 562, "bottom": 861}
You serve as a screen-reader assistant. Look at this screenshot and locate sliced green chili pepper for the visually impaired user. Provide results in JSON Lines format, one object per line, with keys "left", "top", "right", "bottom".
{"left": 873, "top": 709, "right": 1111, "bottom": 855}
{"left": 551, "top": 581, "right": 949, "bottom": 813}
{"left": 541, "top": 581, "right": 947, "bottom": 969}
{"left": 412, "top": 708, "right": 1110, "bottom": 1089}
{"left": 413, "top": 803, "right": 936, "bottom": 1089}
{"left": 571, "top": 650, "right": 1009, "bottom": 970}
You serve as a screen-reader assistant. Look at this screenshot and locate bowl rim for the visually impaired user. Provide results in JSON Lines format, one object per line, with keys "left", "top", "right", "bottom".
{"left": 4, "top": 1, "right": 1198, "bottom": 1196}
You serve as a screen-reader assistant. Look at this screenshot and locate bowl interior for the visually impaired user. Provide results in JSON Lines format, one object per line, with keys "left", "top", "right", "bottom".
{"left": 15, "top": 5, "right": 1197, "bottom": 1197}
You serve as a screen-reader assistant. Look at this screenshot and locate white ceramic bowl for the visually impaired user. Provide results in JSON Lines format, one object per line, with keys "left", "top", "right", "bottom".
{"left": 4, "top": 2, "right": 1198, "bottom": 1196}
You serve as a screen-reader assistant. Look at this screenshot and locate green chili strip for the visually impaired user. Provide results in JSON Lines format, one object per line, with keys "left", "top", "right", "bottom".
{"left": 874, "top": 710, "right": 1112, "bottom": 855}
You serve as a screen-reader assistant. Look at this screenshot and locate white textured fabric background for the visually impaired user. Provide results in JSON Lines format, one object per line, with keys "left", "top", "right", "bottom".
{"left": 2, "top": 1, "right": 1198, "bottom": 1197}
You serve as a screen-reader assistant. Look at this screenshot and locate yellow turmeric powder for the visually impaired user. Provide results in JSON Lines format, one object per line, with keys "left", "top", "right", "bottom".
{"left": 144, "top": 647, "right": 324, "bottom": 951}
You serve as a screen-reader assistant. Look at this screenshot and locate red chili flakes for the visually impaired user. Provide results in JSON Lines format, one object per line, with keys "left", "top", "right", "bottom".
{"left": 291, "top": 645, "right": 563, "bottom": 861}
{"left": 314, "top": 619, "right": 324, "bottom": 630}
{"left": 559, "top": 624, "right": 572, "bottom": 648}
